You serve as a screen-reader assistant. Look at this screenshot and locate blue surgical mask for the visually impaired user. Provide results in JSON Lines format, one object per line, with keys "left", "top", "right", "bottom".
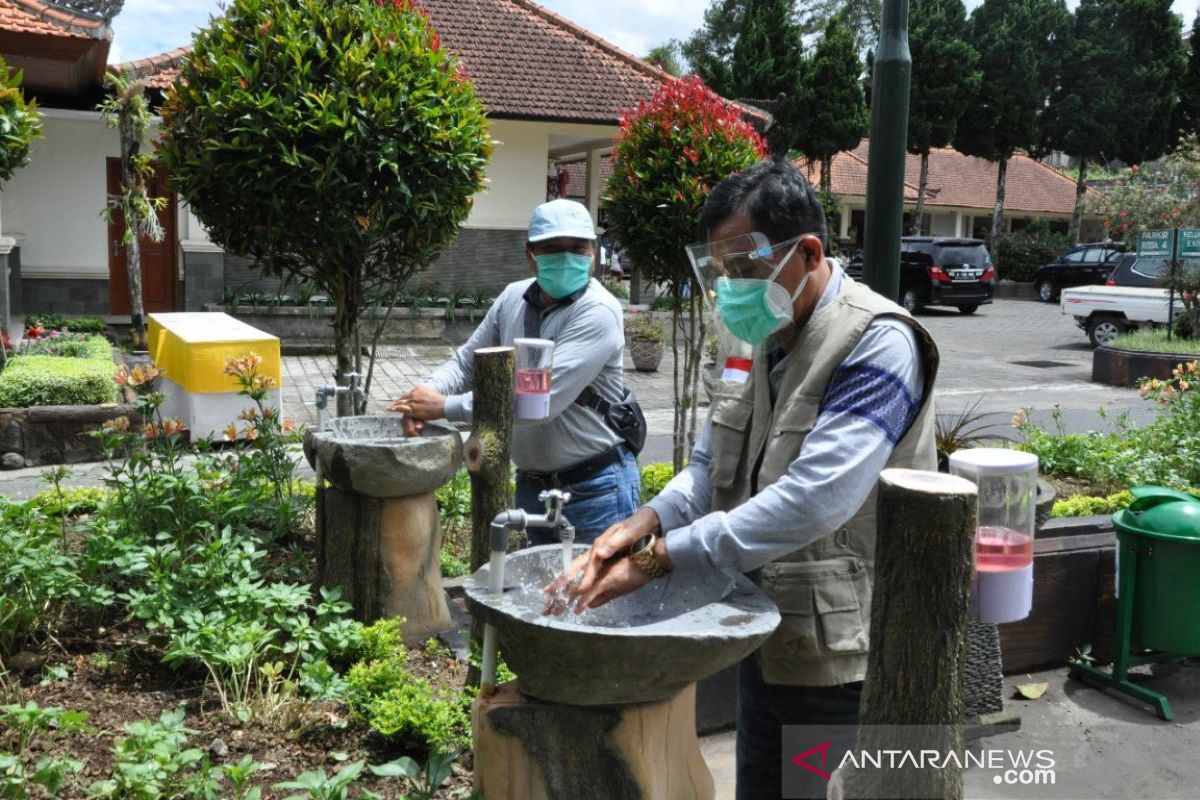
{"left": 536, "top": 252, "right": 593, "bottom": 299}
{"left": 714, "top": 239, "right": 808, "bottom": 344}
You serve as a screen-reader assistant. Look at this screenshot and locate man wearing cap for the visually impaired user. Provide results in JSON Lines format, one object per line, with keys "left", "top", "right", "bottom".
{"left": 549, "top": 159, "right": 940, "bottom": 799}
{"left": 388, "top": 198, "right": 642, "bottom": 544}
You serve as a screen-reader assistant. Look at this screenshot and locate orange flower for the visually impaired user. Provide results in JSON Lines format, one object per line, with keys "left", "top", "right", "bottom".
{"left": 103, "top": 416, "right": 131, "bottom": 432}
{"left": 162, "top": 418, "right": 188, "bottom": 437}
{"left": 282, "top": 418, "right": 296, "bottom": 432}
{"left": 238, "top": 408, "right": 260, "bottom": 422}
{"left": 245, "top": 427, "right": 260, "bottom": 442}
{"left": 223, "top": 424, "right": 239, "bottom": 441}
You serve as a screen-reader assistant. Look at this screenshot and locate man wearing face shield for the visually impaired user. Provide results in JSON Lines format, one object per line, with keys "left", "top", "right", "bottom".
{"left": 549, "top": 158, "right": 939, "bottom": 799}
{"left": 388, "top": 198, "right": 642, "bottom": 543}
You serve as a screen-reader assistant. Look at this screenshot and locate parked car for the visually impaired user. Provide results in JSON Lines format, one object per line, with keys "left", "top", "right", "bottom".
{"left": 846, "top": 237, "right": 996, "bottom": 314}
{"left": 1061, "top": 283, "right": 1185, "bottom": 347}
{"left": 1033, "top": 242, "right": 1126, "bottom": 301}
{"left": 1104, "top": 254, "right": 1172, "bottom": 288}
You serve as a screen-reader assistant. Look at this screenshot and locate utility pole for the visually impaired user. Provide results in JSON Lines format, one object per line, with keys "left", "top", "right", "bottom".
{"left": 863, "top": 0, "right": 912, "bottom": 302}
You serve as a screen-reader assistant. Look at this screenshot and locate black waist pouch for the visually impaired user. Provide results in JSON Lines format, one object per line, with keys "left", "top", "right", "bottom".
{"left": 575, "top": 385, "right": 647, "bottom": 456}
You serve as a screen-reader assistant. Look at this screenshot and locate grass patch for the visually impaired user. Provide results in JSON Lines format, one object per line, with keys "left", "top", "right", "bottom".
{"left": 1110, "top": 329, "right": 1200, "bottom": 356}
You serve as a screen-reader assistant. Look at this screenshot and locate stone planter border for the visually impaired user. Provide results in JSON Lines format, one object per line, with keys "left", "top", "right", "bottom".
{"left": 1, "top": 402, "right": 139, "bottom": 469}
{"left": 1092, "top": 345, "right": 1197, "bottom": 387}
{"left": 992, "top": 281, "right": 1037, "bottom": 300}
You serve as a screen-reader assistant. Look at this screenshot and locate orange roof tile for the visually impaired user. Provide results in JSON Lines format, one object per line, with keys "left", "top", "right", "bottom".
{"left": 808, "top": 139, "right": 1082, "bottom": 215}
{"left": 422, "top": 0, "right": 673, "bottom": 123}
{"left": 0, "top": 0, "right": 106, "bottom": 40}
{"left": 111, "top": 45, "right": 187, "bottom": 91}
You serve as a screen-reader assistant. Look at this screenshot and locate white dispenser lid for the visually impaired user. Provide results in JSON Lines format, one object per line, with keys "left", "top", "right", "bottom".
{"left": 948, "top": 447, "right": 1038, "bottom": 476}
{"left": 513, "top": 337, "right": 554, "bottom": 351}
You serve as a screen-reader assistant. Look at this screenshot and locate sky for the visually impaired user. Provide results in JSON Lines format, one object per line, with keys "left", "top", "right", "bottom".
{"left": 109, "top": 0, "right": 1200, "bottom": 65}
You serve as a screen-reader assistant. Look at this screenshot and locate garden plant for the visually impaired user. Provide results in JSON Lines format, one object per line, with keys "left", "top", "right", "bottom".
{"left": 159, "top": 0, "right": 491, "bottom": 416}
{"left": 0, "top": 355, "right": 478, "bottom": 797}
{"left": 605, "top": 75, "right": 765, "bottom": 469}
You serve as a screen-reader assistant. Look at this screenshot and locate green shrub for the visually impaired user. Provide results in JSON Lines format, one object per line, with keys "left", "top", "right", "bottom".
{"left": 63, "top": 316, "right": 107, "bottom": 334}
{"left": 1050, "top": 491, "right": 1134, "bottom": 518}
{"left": 1112, "top": 328, "right": 1200, "bottom": 355}
{"left": 362, "top": 679, "right": 470, "bottom": 752}
{"left": 23, "top": 313, "right": 65, "bottom": 331}
{"left": 993, "top": 224, "right": 1071, "bottom": 283}
{"left": 18, "top": 334, "right": 112, "bottom": 360}
{"left": 28, "top": 486, "right": 110, "bottom": 517}
{"left": 640, "top": 462, "right": 676, "bottom": 503}
{"left": 0, "top": 355, "right": 116, "bottom": 407}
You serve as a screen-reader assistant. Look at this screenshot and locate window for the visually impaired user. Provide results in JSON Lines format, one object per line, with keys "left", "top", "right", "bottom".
{"left": 1079, "top": 247, "right": 1102, "bottom": 264}
{"left": 1060, "top": 248, "right": 1085, "bottom": 263}
{"left": 1132, "top": 258, "right": 1169, "bottom": 279}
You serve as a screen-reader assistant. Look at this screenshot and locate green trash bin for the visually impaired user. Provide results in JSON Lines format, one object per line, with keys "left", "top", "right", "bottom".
{"left": 1070, "top": 486, "right": 1200, "bottom": 720}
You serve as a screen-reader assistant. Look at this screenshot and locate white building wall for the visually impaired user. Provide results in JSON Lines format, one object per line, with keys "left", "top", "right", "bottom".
{"left": 1, "top": 110, "right": 119, "bottom": 279}
{"left": 930, "top": 213, "right": 958, "bottom": 237}
{"left": 0, "top": 110, "right": 193, "bottom": 280}
{"left": 468, "top": 119, "right": 616, "bottom": 230}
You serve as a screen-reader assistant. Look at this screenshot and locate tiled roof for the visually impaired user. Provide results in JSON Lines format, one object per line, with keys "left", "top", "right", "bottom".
{"left": 111, "top": 46, "right": 187, "bottom": 91}
{"left": 802, "top": 149, "right": 920, "bottom": 203}
{"left": 0, "top": 0, "right": 106, "bottom": 40}
{"left": 422, "top": 0, "right": 671, "bottom": 123}
{"left": 805, "top": 139, "right": 1082, "bottom": 215}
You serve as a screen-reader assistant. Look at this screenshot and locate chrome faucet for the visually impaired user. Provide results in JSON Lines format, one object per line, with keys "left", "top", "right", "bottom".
{"left": 480, "top": 490, "right": 574, "bottom": 694}
{"left": 314, "top": 371, "right": 367, "bottom": 431}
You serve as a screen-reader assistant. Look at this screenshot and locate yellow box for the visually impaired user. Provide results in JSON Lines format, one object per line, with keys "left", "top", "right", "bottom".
{"left": 147, "top": 312, "right": 281, "bottom": 394}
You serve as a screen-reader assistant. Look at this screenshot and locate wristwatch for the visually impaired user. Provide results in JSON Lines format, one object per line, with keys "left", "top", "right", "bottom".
{"left": 630, "top": 533, "right": 669, "bottom": 579}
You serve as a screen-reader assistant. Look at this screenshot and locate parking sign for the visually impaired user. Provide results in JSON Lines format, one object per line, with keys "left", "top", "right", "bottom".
{"left": 1138, "top": 229, "right": 1173, "bottom": 258}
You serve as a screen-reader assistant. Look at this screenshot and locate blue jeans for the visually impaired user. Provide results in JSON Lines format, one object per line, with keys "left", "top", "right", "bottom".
{"left": 515, "top": 448, "right": 642, "bottom": 545}
{"left": 736, "top": 656, "right": 862, "bottom": 800}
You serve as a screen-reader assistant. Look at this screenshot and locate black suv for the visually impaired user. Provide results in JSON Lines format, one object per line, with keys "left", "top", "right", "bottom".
{"left": 1105, "top": 254, "right": 1170, "bottom": 288}
{"left": 1033, "top": 242, "right": 1126, "bottom": 301}
{"left": 845, "top": 237, "right": 995, "bottom": 314}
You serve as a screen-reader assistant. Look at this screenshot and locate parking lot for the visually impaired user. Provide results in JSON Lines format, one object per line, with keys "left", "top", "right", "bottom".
{"left": 280, "top": 296, "right": 1154, "bottom": 457}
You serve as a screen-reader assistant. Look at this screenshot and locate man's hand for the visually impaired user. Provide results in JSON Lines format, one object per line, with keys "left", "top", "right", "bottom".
{"left": 544, "top": 507, "right": 663, "bottom": 614}
{"left": 387, "top": 385, "right": 447, "bottom": 436}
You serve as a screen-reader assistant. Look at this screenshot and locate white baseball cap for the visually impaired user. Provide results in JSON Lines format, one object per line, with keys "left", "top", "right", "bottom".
{"left": 527, "top": 199, "right": 596, "bottom": 242}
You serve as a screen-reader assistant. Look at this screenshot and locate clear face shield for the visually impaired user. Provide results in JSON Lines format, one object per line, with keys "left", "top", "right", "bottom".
{"left": 685, "top": 232, "right": 810, "bottom": 345}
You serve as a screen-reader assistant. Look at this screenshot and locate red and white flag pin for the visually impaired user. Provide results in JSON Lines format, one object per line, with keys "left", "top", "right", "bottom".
{"left": 721, "top": 356, "right": 752, "bottom": 384}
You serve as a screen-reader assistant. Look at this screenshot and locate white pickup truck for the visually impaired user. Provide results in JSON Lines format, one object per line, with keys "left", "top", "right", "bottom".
{"left": 1060, "top": 285, "right": 1185, "bottom": 347}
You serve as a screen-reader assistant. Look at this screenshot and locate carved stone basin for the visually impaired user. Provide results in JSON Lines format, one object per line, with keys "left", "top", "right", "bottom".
{"left": 465, "top": 545, "right": 780, "bottom": 706}
{"left": 304, "top": 416, "right": 462, "bottom": 498}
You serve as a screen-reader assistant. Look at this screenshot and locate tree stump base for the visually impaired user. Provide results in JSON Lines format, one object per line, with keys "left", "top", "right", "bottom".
{"left": 315, "top": 485, "right": 451, "bottom": 643}
{"left": 472, "top": 681, "right": 714, "bottom": 800}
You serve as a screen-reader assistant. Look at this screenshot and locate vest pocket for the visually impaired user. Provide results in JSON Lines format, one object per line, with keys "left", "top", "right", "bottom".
{"left": 707, "top": 396, "right": 753, "bottom": 489}
{"left": 756, "top": 557, "right": 870, "bottom": 683}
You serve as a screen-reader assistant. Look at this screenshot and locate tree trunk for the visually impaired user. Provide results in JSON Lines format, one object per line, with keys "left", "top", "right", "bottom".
{"left": 464, "top": 346, "right": 515, "bottom": 690}
{"left": 1070, "top": 155, "right": 1089, "bottom": 245}
{"left": 472, "top": 682, "right": 713, "bottom": 800}
{"left": 834, "top": 469, "right": 977, "bottom": 800}
{"left": 119, "top": 112, "right": 146, "bottom": 350}
{"left": 913, "top": 151, "right": 930, "bottom": 236}
{"left": 670, "top": 301, "right": 684, "bottom": 472}
{"left": 990, "top": 157, "right": 1008, "bottom": 253}
{"left": 333, "top": 287, "right": 359, "bottom": 418}
{"left": 821, "top": 155, "right": 833, "bottom": 196}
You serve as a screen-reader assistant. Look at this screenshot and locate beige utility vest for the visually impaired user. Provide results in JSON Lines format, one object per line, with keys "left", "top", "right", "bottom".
{"left": 708, "top": 279, "right": 939, "bottom": 686}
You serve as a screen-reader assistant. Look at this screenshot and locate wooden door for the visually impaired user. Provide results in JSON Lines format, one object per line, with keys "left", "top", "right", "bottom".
{"left": 107, "top": 159, "right": 178, "bottom": 315}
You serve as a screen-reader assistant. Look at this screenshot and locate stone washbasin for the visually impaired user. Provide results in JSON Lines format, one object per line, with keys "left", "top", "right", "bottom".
{"left": 304, "top": 415, "right": 462, "bottom": 498}
{"left": 465, "top": 545, "right": 780, "bottom": 706}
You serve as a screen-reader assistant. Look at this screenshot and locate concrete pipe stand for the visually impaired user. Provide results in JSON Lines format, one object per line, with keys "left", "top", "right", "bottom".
{"left": 304, "top": 416, "right": 462, "bottom": 643}
{"left": 465, "top": 545, "right": 780, "bottom": 800}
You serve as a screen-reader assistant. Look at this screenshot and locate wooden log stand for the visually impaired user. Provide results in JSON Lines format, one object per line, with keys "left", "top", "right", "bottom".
{"left": 472, "top": 681, "right": 714, "bottom": 800}
{"left": 834, "top": 469, "right": 978, "bottom": 800}
{"left": 315, "top": 485, "right": 451, "bottom": 643}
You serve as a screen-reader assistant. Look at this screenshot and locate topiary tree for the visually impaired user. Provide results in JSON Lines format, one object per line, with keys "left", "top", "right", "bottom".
{"left": 158, "top": 0, "right": 490, "bottom": 412}
{"left": 0, "top": 55, "right": 40, "bottom": 185}
{"left": 605, "top": 75, "right": 766, "bottom": 469}
{"left": 799, "top": 13, "right": 869, "bottom": 196}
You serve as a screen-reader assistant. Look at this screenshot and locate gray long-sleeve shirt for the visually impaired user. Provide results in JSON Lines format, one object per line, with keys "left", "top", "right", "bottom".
{"left": 646, "top": 267, "right": 926, "bottom": 588}
{"left": 422, "top": 277, "right": 625, "bottom": 472}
